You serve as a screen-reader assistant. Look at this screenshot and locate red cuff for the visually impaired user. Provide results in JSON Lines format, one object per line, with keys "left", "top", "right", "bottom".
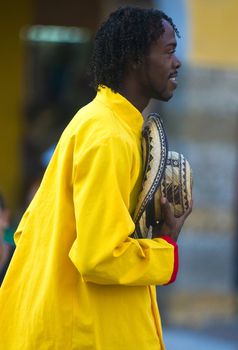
{"left": 160, "top": 235, "right": 179, "bottom": 285}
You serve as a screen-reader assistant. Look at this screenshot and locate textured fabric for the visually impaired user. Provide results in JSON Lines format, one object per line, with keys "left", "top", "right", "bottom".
{"left": 157, "top": 151, "right": 193, "bottom": 218}
{"left": 0, "top": 86, "right": 178, "bottom": 350}
{"left": 133, "top": 113, "right": 168, "bottom": 238}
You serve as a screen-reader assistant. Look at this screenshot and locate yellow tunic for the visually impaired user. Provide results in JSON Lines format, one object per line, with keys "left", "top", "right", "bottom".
{"left": 0, "top": 87, "right": 178, "bottom": 349}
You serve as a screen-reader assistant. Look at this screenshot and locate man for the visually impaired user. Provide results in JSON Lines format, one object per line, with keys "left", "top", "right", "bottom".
{"left": 0, "top": 6, "right": 192, "bottom": 350}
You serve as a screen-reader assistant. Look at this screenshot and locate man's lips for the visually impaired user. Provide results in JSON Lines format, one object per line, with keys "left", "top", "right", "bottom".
{"left": 169, "top": 72, "right": 178, "bottom": 87}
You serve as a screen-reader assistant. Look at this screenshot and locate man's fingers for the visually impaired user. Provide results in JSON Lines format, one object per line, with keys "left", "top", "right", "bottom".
{"left": 161, "top": 197, "right": 193, "bottom": 222}
{"left": 182, "top": 200, "right": 193, "bottom": 220}
{"left": 160, "top": 197, "right": 174, "bottom": 221}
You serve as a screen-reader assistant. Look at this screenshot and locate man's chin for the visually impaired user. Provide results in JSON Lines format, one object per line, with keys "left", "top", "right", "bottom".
{"left": 151, "top": 88, "right": 175, "bottom": 102}
{"left": 157, "top": 93, "right": 173, "bottom": 102}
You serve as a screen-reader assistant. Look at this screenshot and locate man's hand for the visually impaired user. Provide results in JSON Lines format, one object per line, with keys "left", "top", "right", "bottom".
{"left": 152, "top": 197, "right": 193, "bottom": 242}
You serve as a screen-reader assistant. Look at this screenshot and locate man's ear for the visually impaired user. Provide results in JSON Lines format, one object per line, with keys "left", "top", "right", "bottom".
{"left": 132, "top": 63, "right": 138, "bottom": 70}
{"left": 131, "top": 57, "right": 143, "bottom": 70}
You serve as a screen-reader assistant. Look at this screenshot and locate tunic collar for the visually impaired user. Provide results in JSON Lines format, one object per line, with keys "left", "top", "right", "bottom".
{"left": 95, "top": 86, "right": 144, "bottom": 135}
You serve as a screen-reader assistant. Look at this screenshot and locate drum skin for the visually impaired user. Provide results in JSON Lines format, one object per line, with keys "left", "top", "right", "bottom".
{"left": 133, "top": 113, "right": 193, "bottom": 239}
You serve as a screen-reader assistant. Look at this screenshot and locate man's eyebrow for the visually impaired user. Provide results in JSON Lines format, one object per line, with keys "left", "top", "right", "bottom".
{"left": 165, "top": 41, "right": 177, "bottom": 47}
{"left": 165, "top": 42, "right": 177, "bottom": 48}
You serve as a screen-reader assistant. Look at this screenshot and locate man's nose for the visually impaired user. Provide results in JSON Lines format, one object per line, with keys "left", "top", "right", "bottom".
{"left": 174, "top": 55, "right": 182, "bottom": 69}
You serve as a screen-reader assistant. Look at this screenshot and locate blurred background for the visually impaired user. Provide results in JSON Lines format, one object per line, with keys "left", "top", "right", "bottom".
{"left": 0, "top": 0, "right": 238, "bottom": 348}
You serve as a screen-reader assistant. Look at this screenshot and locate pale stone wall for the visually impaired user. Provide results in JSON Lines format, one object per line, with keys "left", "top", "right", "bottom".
{"left": 149, "top": 64, "right": 238, "bottom": 327}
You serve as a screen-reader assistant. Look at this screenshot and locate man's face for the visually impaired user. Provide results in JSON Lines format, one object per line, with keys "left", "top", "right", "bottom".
{"left": 138, "top": 19, "right": 181, "bottom": 102}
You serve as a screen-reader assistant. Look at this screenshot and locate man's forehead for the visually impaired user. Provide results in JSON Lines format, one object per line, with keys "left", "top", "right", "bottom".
{"left": 161, "top": 19, "right": 174, "bottom": 31}
{"left": 158, "top": 19, "right": 177, "bottom": 46}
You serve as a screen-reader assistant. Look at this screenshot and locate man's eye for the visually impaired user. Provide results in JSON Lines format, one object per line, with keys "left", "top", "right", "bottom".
{"left": 168, "top": 49, "right": 176, "bottom": 55}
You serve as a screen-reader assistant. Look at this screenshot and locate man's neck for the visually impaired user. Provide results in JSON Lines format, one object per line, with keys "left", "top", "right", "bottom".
{"left": 117, "top": 80, "right": 150, "bottom": 113}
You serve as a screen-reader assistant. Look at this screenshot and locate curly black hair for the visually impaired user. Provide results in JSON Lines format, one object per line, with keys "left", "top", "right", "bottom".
{"left": 89, "top": 6, "right": 180, "bottom": 92}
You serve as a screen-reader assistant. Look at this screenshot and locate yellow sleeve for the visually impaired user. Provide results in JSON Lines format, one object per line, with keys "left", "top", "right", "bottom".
{"left": 69, "top": 134, "right": 178, "bottom": 286}
{"left": 14, "top": 210, "right": 30, "bottom": 246}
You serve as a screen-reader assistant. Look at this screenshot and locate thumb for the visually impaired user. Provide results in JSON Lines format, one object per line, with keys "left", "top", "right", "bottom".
{"left": 160, "top": 197, "right": 173, "bottom": 222}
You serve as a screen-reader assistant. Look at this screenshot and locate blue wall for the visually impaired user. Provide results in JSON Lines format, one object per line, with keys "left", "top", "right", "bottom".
{"left": 154, "top": 0, "right": 188, "bottom": 62}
